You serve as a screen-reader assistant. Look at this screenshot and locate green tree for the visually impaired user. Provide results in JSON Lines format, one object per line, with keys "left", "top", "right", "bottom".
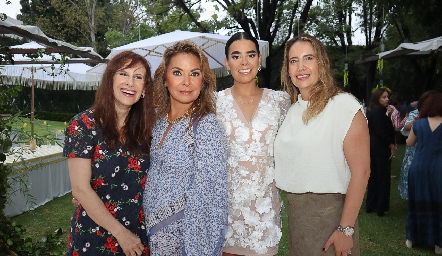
{"left": 18, "top": 0, "right": 137, "bottom": 56}
{"left": 376, "top": 0, "right": 442, "bottom": 99}
{"left": 151, "top": 0, "right": 314, "bottom": 89}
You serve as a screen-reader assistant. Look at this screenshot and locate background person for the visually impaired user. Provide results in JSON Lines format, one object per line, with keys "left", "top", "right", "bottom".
{"left": 398, "top": 90, "right": 437, "bottom": 200}
{"left": 143, "top": 40, "right": 228, "bottom": 255}
{"left": 405, "top": 93, "right": 442, "bottom": 255}
{"left": 366, "top": 88, "right": 396, "bottom": 217}
{"left": 274, "top": 33, "right": 370, "bottom": 256}
{"left": 388, "top": 94, "right": 408, "bottom": 145}
{"left": 64, "top": 51, "right": 154, "bottom": 255}
{"left": 217, "top": 31, "right": 291, "bottom": 256}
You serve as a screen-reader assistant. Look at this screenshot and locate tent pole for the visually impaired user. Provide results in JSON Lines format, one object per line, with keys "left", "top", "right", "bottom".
{"left": 31, "top": 67, "right": 35, "bottom": 137}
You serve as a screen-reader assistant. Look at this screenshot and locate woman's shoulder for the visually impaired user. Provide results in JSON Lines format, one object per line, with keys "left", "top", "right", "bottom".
{"left": 216, "top": 88, "right": 230, "bottom": 97}
{"left": 70, "top": 109, "right": 94, "bottom": 122}
{"left": 329, "top": 92, "right": 362, "bottom": 110}
{"left": 265, "top": 88, "right": 288, "bottom": 96}
{"left": 332, "top": 92, "right": 360, "bottom": 103}
{"left": 196, "top": 113, "right": 222, "bottom": 129}
{"left": 264, "top": 88, "right": 291, "bottom": 103}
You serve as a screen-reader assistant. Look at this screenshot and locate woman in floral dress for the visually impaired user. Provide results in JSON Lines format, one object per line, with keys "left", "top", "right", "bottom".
{"left": 217, "top": 32, "right": 291, "bottom": 255}
{"left": 64, "top": 51, "right": 154, "bottom": 255}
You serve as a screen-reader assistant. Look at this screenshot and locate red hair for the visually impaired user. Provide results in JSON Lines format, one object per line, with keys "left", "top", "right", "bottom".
{"left": 93, "top": 51, "right": 155, "bottom": 154}
{"left": 419, "top": 93, "right": 442, "bottom": 118}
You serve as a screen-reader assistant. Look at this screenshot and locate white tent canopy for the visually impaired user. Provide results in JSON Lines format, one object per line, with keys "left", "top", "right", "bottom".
{"left": 378, "top": 36, "right": 442, "bottom": 59}
{"left": 0, "top": 42, "right": 101, "bottom": 90}
{"left": 356, "top": 36, "right": 442, "bottom": 64}
{"left": 0, "top": 18, "right": 103, "bottom": 61}
{"left": 87, "top": 30, "right": 270, "bottom": 78}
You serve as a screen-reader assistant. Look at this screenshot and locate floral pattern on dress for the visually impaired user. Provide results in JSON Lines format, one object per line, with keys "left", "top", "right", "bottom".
{"left": 63, "top": 109, "right": 149, "bottom": 255}
{"left": 398, "top": 109, "right": 418, "bottom": 200}
{"left": 216, "top": 88, "right": 291, "bottom": 254}
{"left": 143, "top": 114, "right": 228, "bottom": 256}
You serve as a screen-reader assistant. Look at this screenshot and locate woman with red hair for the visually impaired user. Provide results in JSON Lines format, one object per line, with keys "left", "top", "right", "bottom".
{"left": 405, "top": 93, "right": 442, "bottom": 254}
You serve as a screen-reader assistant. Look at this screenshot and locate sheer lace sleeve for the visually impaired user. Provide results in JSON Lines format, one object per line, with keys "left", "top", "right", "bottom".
{"left": 277, "top": 91, "right": 292, "bottom": 127}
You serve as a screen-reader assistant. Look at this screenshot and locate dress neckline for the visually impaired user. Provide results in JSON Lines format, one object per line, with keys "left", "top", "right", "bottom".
{"left": 228, "top": 88, "right": 266, "bottom": 125}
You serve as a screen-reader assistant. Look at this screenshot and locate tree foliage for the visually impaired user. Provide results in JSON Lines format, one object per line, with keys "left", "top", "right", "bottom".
{"left": 17, "top": 0, "right": 138, "bottom": 56}
{"left": 10, "top": 0, "right": 442, "bottom": 109}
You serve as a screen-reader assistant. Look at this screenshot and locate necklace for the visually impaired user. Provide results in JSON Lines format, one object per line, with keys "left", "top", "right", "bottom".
{"left": 166, "top": 106, "right": 195, "bottom": 124}
{"left": 236, "top": 95, "right": 256, "bottom": 104}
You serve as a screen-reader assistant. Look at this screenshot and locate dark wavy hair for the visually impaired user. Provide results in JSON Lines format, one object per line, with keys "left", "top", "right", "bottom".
{"left": 93, "top": 51, "right": 155, "bottom": 154}
{"left": 153, "top": 40, "right": 217, "bottom": 124}
{"left": 368, "top": 88, "right": 389, "bottom": 111}
{"left": 419, "top": 93, "right": 442, "bottom": 118}
{"left": 417, "top": 90, "right": 437, "bottom": 111}
{"left": 281, "top": 33, "right": 341, "bottom": 123}
{"left": 224, "top": 31, "right": 260, "bottom": 59}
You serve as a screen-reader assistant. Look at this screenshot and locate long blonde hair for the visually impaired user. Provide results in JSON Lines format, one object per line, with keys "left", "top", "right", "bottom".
{"left": 153, "top": 40, "right": 217, "bottom": 123}
{"left": 281, "top": 34, "right": 341, "bottom": 124}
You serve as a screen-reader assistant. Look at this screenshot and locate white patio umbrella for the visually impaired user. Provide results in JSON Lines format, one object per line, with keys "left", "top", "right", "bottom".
{"left": 0, "top": 42, "right": 101, "bottom": 136}
{"left": 87, "top": 30, "right": 270, "bottom": 78}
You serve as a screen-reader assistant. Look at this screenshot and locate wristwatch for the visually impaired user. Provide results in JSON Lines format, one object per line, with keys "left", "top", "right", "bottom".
{"left": 337, "top": 225, "right": 355, "bottom": 236}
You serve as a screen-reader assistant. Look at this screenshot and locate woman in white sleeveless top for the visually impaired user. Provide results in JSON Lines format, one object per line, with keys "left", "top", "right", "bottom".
{"left": 274, "top": 34, "right": 370, "bottom": 256}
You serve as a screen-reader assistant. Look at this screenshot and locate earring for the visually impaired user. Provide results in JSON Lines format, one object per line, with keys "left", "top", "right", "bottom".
{"left": 258, "top": 65, "right": 262, "bottom": 71}
{"left": 226, "top": 70, "right": 230, "bottom": 75}
{"left": 140, "top": 93, "right": 145, "bottom": 99}
{"left": 164, "top": 83, "right": 168, "bottom": 87}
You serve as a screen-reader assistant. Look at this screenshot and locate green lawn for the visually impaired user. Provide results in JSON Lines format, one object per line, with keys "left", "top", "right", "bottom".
{"left": 9, "top": 144, "right": 436, "bottom": 255}
{"left": 7, "top": 117, "right": 67, "bottom": 146}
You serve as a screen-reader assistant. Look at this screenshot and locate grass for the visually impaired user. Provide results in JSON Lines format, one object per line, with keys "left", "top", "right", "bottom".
{"left": 9, "top": 117, "right": 67, "bottom": 135}
{"left": 9, "top": 142, "right": 436, "bottom": 255}
{"left": 7, "top": 117, "right": 67, "bottom": 146}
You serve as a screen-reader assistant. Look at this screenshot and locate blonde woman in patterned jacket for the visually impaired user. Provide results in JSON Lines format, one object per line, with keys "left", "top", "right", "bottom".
{"left": 217, "top": 32, "right": 291, "bottom": 256}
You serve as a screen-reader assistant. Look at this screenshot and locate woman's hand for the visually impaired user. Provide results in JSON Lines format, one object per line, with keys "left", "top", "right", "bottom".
{"left": 386, "top": 105, "right": 394, "bottom": 116}
{"left": 68, "top": 158, "right": 147, "bottom": 255}
{"left": 72, "top": 197, "right": 80, "bottom": 207}
{"left": 323, "top": 230, "right": 353, "bottom": 256}
{"left": 112, "top": 227, "right": 145, "bottom": 256}
{"left": 389, "top": 144, "right": 396, "bottom": 159}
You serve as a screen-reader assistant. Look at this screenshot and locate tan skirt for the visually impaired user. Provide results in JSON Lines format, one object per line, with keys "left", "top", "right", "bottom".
{"left": 285, "top": 193, "right": 360, "bottom": 256}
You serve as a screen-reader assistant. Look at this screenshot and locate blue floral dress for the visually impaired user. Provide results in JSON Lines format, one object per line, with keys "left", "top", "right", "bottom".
{"left": 143, "top": 114, "right": 228, "bottom": 256}
{"left": 398, "top": 109, "right": 418, "bottom": 200}
{"left": 63, "top": 109, "right": 149, "bottom": 255}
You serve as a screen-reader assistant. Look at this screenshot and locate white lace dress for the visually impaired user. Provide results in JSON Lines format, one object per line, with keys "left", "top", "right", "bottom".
{"left": 216, "top": 88, "right": 291, "bottom": 255}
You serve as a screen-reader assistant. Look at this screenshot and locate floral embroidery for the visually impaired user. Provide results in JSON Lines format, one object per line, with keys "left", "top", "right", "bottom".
{"left": 216, "top": 88, "right": 291, "bottom": 254}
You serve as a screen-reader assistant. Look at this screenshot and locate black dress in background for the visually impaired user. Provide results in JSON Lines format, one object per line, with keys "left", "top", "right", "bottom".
{"left": 366, "top": 106, "right": 395, "bottom": 216}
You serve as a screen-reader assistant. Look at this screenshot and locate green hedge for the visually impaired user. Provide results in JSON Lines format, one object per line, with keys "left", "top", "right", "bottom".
{"left": 34, "top": 111, "right": 75, "bottom": 122}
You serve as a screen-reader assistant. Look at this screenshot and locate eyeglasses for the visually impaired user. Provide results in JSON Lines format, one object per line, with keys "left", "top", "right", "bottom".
{"left": 289, "top": 55, "right": 317, "bottom": 66}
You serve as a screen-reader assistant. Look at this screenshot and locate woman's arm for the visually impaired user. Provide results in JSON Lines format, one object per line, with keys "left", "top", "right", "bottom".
{"left": 324, "top": 110, "right": 371, "bottom": 255}
{"left": 403, "top": 111, "right": 418, "bottom": 131}
{"left": 69, "top": 158, "right": 145, "bottom": 256}
{"left": 406, "top": 127, "right": 417, "bottom": 147}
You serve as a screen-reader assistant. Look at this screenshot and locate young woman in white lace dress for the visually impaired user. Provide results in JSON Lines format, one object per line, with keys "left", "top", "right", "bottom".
{"left": 216, "top": 32, "right": 291, "bottom": 256}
